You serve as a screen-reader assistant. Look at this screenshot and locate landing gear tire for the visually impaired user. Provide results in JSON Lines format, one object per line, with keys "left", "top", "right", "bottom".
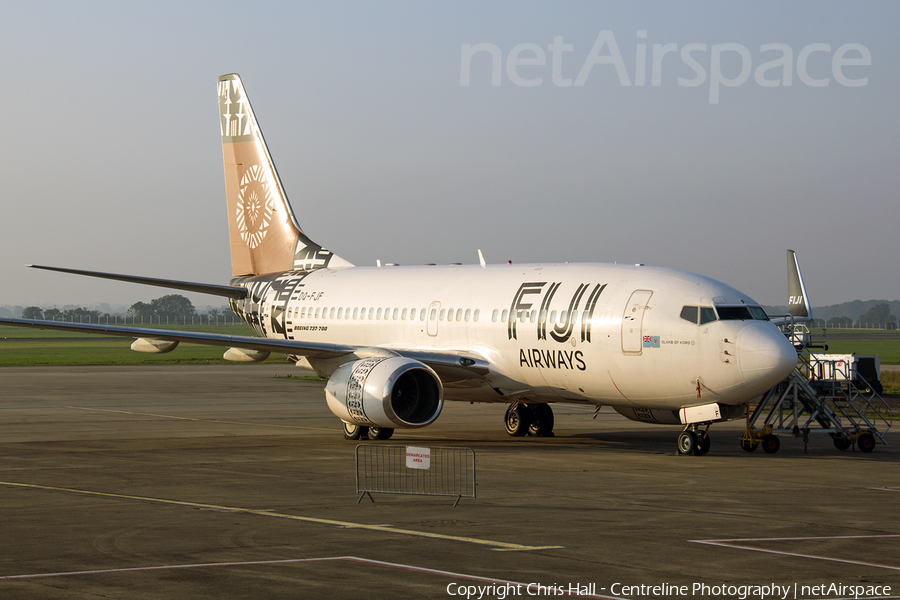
{"left": 677, "top": 431, "right": 697, "bottom": 455}
{"left": 504, "top": 404, "right": 531, "bottom": 437}
{"left": 832, "top": 434, "right": 851, "bottom": 451}
{"left": 761, "top": 434, "right": 780, "bottom": 454}
{"left": 741, "top": 439, "right": 759, "bottom": 453}
{"left": 694, "top": 432, "right": 711, "bottom": 456}
{"left": 528, "top": 404, "right": 554, "bottom": 437}
{"left": 342, "top": 422, "right": 369, "bottom": 440}
{"left": 857, "top": 432, "right": 876, "bottom": 453}
{"left": 369, "top": 427, "right": 394, "bottom": 440}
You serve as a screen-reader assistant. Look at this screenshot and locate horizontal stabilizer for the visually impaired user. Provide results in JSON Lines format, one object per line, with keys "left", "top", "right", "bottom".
{"left": 27, "top": 265, "right": 248, "bottom": 300}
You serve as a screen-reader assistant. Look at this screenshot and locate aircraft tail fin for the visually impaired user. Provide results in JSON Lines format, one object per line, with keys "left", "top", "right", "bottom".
{"left": 217, "top": 74, "right": 352, "bottom": 276}
{"left": 786, "top": 249, "right": 811, "bottom": 320}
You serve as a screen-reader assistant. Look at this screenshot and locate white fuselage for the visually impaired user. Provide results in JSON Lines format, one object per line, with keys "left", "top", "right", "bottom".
{"left": 230, "top": 262, "right": 797, "bottom": 412}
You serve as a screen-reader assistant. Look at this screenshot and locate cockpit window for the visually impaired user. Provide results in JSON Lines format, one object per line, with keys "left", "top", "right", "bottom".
{"left": 682, "top": 305, "right": 718, "bottom": 325}
{"left": 716, "top": 305, "right": 769, "bottom": 321}
{"left": 680, "top": 306, "right": 699, "bottom": 324}
{"left": 716, "top": 306, "right": 752, "bottom": 320}
{"left": 700, "top": 307, "right": 717, "bottom": 324}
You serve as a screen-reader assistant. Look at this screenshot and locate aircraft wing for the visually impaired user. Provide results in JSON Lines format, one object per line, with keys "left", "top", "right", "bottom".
{"left": 0, "top": 317, "right": 491, "bottom": 381}
{"left": 0, "top": 317, "right": 354, "bottom": 358}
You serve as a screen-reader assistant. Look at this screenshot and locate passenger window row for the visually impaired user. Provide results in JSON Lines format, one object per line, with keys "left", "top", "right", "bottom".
{"left": 490, "top": 308, "right": 589, "bottom": 325}
{"left": 288, "top": 306, "right": 481, "bottom": 323}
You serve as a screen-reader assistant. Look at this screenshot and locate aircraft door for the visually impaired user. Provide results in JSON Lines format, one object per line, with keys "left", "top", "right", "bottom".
{"left": 427, "top": 301, "right": 440, "bottom": 336}
{"left": 622, "top": 290, "right": 653, "bottom": 354}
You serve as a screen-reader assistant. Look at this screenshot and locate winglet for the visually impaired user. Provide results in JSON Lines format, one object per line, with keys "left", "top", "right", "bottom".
{"left": 786, "top": 249, "right": 811, "bottom": 320}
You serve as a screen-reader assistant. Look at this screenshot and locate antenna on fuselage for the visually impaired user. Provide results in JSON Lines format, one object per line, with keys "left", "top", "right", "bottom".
{"left": 478, "top": 249, "right": 486, "bottom": 268}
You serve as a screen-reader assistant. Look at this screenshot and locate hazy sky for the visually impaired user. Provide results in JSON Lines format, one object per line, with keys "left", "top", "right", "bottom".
{"left": 1, "top": 1, "right": 896, "bottom": 309}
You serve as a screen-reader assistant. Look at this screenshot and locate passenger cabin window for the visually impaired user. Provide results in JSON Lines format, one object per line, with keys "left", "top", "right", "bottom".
{"left": 474, "top": 309, "right": 480, "bottom": 322}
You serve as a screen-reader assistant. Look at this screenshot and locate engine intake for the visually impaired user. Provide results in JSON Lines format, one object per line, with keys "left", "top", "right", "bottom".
{"left": 325, "top": 357, "right": 443, "bottom": 428}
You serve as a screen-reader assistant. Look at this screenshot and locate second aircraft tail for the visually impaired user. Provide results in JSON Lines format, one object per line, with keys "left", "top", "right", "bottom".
{"left": 218, "top": 73, "right": 352, "bottom": 277}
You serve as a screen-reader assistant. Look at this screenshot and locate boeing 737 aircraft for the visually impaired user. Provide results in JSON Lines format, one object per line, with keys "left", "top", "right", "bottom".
{"left": 0, "top": 74, "right": 809, "bottom": 455}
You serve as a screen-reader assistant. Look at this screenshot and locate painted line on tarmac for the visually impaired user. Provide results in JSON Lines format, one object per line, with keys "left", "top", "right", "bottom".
{"left": 0, "top": 481, "right": 562, "bottom": 552}
{"left": 691, "top": 535, "right": 900, "bottom": 572}
{"left": 0, "top": 555, "right": 622, "bottom": 598}
{"left": 65, "top": 405, "right": 335, "bottom": 432}
{"left": 870, "top": 487, "right": 900, "bottom": 492}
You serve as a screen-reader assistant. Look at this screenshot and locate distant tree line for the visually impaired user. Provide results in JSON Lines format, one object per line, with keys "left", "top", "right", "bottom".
{"left": 21, "top": 295, "right": 236, "bottom": 325}
{"left": 808, "top": 302, "right": 898, "bottom": 329}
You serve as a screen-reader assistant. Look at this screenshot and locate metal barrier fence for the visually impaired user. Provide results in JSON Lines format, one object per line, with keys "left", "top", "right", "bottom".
{"left": 356, "top": 444, "right": 476, "bottom": 506}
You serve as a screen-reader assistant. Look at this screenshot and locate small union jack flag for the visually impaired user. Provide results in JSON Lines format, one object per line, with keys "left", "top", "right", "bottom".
{"left": 642, "top": 335, "right": 660, "bottom": 348}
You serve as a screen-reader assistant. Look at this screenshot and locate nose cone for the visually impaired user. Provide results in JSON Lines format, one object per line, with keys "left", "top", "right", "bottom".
{"left": 738, "top": 322, "right": 798, "bottom": 394}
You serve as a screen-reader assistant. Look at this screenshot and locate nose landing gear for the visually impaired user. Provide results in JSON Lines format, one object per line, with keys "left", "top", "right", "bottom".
{"left": 677, "top": 425, "right": 711, "bottom": 456}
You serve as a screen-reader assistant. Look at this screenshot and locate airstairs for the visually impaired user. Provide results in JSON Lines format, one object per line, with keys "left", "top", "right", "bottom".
{"left": 740, "top": 325, "right": 893, "bottom": 454}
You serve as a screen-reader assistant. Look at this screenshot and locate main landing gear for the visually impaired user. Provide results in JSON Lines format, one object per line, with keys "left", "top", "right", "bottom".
{"left": 677, "top": 425, "right": 711, "bottom": 456}
{"left": 342, "top": 422, "right": 394, "bottom": 440}
{"left": 504, "top": 403, "right": 555, "bottom": 437}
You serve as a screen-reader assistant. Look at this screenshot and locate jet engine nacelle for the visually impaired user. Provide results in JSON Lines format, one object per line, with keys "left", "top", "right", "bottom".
{"left": 325, "top": 356, "right": 443, "bottom": 428}
{"left": 131, "top": 338, "right": 179, "bottom": 354}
